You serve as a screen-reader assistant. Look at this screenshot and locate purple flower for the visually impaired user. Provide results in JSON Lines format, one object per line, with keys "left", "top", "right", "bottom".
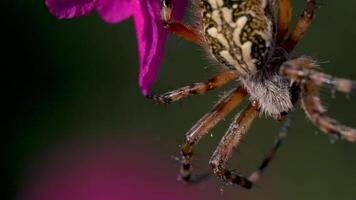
{"left": 45, "top": 0, "right": 188, "bottom": 95}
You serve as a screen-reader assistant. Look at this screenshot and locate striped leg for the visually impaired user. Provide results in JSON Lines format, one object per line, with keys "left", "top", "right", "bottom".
{"left": 282, "top": 0, "right": 317, "bottom": 52}
{"left": 301, "top": 81, "right": 356, "bottom": 142}
{"left": 161, "top": 0, "right": 203, "bottom": 45}
{"left": 308, "top": 72, "right": 356, "bottom": 94}
{"left": 209, "top": 104, "right": 291, "bottom": 189}
{"left": 249, "top": 115, "right": 292, "bottom": 183}
{"left": 277, "top": 0, "right": 292, "bottom": 42}
{"left": 209, "top": 102, "right": 260, "bottom": 189}
{"left": 147, "top": 70, "right": 238, "bottom": 103}
{"left": 280, "top": 57, "right": 356, "bottom": 94}
{"left": 280, "top": 57, "right": 356, "bottom": 142}
{"left": 179, "top": 86, "right": 248, "bottom": 181}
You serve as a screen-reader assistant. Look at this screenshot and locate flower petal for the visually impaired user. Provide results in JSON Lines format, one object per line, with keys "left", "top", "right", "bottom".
{"left": 96, "top": 0, "right": 133, "bottom": 24}
{"left": 133, "top": 0, "right": 188, "bottom": 95}
{"left": 45, "top": 0, "right": 97, "bottom": 19}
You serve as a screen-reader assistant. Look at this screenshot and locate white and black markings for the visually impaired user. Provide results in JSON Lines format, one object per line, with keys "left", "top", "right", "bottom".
{"left": 201, "top": 0, "right": 276, "bottom": 76}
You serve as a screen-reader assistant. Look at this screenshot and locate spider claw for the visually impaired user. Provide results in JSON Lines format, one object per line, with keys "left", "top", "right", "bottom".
{"left": 145, "top": 93, "right": 172, "bottom": 104}
{"left": 178, "top": 171, "right": 211, "bottom": 183}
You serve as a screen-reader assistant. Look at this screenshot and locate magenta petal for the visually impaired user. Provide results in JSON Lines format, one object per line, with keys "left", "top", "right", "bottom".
{"left": 45, "top": 0, "right": 97, "bottom": 19}
{"left": 133, "top": 0, "right": 164, "bottom": 95}
{"left": 96, "top": 0, "right": 133, "bottom": 24}
{"left": 134, "top": 0, "right": 188, "bottom": 95}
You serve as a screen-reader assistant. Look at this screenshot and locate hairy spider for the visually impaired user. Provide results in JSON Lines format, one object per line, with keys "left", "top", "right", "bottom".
{"left": 147, "top": 0, "right": 356, "bottom": 189}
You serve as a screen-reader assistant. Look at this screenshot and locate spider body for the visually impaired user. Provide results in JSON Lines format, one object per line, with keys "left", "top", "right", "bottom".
{"left": 202, "top": 0, "right": 276, "bottom": 75}
{"left": 201, "top": 0, "right": 293, "bottom": 119}
{"left": 151, "top": 0, "right": 356, "bottom": 189}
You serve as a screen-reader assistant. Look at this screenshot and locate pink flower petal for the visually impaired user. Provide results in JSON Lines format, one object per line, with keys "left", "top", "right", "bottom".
{"left": 45, "top": 0, "right": 97, "bottom": 19}
{"left": 134, "top": 0, "right": 188, "bottom": 95}
{"left": 96, "top": 0, "right": 133, "bottom": 24}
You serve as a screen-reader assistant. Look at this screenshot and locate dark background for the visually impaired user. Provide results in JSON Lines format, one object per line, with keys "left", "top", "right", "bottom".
{"left": 8, "top": 1, "right": 356, "bottom": 200}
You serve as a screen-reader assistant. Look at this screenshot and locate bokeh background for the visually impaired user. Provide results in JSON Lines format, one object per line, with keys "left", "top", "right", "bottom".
{"left": 8, "top": 1, "right": 356, "bottom": 200}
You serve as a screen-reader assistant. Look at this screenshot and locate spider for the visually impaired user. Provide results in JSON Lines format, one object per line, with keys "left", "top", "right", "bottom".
{"left": 147, "top": 0, "right": 356, "bottom": 189}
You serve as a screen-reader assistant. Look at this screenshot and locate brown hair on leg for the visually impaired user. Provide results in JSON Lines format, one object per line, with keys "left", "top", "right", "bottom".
{"left": 147, "top": 70, "right": 239, "bottom": 103}
{"left": 282, "top": 0, "right": 317, "bottom": 52}
{"left": 179, "top": 86, "right": 248, "bottom": 182}
{"left": 209, "top": 102, "right": 260, "bottom": 189}
{"left": 277, "top": 0, "right": 292, "bottom": 43}
{"left": 301, "top": 81, "right": 356, "bottom": 142}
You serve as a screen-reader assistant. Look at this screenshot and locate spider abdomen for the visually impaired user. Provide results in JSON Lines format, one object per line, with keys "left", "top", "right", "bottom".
{"left": 201, "top": 0, "right": 276, "bottom": 76}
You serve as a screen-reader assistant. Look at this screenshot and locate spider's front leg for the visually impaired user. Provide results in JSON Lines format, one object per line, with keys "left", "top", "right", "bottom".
{"left": 160, "top": 0, "right": 203, "bottom": 45}
{"left": 280, "top": 57, "right": 356, "bottom": 142}
{"left": 179, "top": 86, "right": 247, "bottom": 181}
{"left": 147, "top": 70, "right": 238, "bottom": 103}
{"left": 277, "top": 0, "right": 292, "bottom": 42}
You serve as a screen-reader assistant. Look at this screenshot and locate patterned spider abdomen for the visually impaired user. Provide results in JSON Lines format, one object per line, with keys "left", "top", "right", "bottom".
{"left": 200, "top": 0, "right": 277, "bottom": 76}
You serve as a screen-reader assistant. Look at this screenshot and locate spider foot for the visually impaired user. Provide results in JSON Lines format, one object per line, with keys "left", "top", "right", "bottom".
{"left": 171, "top": 155, "right": 211, "bottom": 183}
{"left": 177, "top": 171, "right": 211, "bottom": 183}
{"left": 212, "top": 165, "right": 253, "bottom": 189}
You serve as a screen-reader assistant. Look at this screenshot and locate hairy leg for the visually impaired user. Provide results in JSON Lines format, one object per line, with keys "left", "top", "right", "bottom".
{"left": 280, "top": 57, "right": 356, "bottom": 142}
{"left": 282, "top": 0, "right": 317, "bottom": 52}
{"left": 301, "top": 81, "right": 356, "bottom": 142}
{"left": 209, "top": 105, "right": 292, "bottom": 189}
{"left": 280, "top": 57, "right": 356, "bottom": 94}
{"left": 147, "top": 70, "right": 238, "bottom": 103}
{"left": 209, "top": 102, "right": 260, "bottom": 189}
{"left": 161, "top": 0, "right": 203, "bottom": 45}
{"left": 277, "top": 0, "right": 292, "bottom": 42}
{"left": 179, "top": 86, "right": 248, "bottom": 181}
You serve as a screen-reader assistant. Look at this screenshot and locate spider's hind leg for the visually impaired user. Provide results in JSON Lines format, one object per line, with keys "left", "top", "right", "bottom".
{"left": 209, "top": 102, "right": 291, "bottom": 189}
{"left": 160, "top": 0, "right": 203, "bottom": 45}
{"left": 249, "top": 115, "right": 292, "bottom": 183}
{"left": 209, "top": 102, "right": 260, "bottom": 189}
{"left": 178, "top": 86, "right": 247, "bottom": 182}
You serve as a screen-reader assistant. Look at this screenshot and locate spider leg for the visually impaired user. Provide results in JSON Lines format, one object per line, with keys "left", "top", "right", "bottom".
{"left": 161, "top": 0, "right": 203, "bottom": 45}
{"left": 280, "top": 57, "right": 356, "bottom": 142}
{"left": 277, "top": 0, "right": 292, "bottom": 42}
{"left": 280, "top": 57, "right": 356, "bottom": 94}
{"left": 282, "top": 0, "right": 317, "bottom": 52}
{"left": 301, "top": 81, "right": 356, "bottom": 142}
{"left": 147, "top": 70, "right": 238, "bottom": 103}
{"left": 209, "top": 104, "right": 292, "bottom": 189}
{"left": 249, "top": 115, "right": 292, "bottom": 183}
{"left": 209, "top": 102, "right": 260, "bottom": 189}
{"left": 179, "top": 86, "right": 248, "bottom": 181}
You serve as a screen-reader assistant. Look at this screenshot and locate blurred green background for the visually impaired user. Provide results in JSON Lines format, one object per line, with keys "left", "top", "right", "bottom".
{"left": 9, "top": 1, "right": 356, "bottom": 200}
